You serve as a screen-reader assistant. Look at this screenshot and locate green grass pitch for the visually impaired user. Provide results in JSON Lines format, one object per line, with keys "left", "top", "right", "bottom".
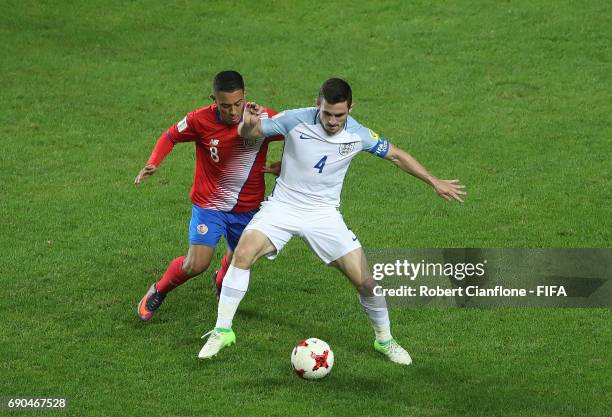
{"left": 1, "top": 1, "right": 610, "bottom": 416}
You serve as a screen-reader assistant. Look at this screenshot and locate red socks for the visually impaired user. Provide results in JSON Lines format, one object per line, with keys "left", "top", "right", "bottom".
{"left": 215, "top": 255, "right": 231, "bottom": 289}
{"left": 155, "top": 254, "right": 230, "bottom": 294}
{"left": 156, "top": 256, "right": 190, "bottom": 294}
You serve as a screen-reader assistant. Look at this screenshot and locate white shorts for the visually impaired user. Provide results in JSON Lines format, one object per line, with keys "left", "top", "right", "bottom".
{"left": 244, "top": 200, "right": 361, "bottom": 264}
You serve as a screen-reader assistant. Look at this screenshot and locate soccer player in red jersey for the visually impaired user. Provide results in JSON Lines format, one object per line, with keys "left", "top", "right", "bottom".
{"left": 134, "top": 71, "right": 282, "bottom": 321}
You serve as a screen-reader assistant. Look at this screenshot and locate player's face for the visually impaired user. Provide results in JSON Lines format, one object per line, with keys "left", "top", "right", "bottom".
{"left": 212, "top": 89, "right": 245, "bottom": 125}
{"left": 317, "top": 99, "right": 351, "bottom": 135}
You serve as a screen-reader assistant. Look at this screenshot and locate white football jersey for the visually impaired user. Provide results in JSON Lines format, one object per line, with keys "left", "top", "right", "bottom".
{"left": 261, "top": 107, "right": 390, "bottom": 208}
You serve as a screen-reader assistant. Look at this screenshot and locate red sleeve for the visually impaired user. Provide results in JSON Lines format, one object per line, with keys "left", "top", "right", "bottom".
{"left": 146, "top": 111, "right": 204, "bottom": 166}
{"left": 166, "top": 112, "right": 200, "bottom": 144}
{"left": 146, "top": 133, "right": 175, "bottom": 166}
{"left": 262, "top": 107, "right": 284, "bottom": 142}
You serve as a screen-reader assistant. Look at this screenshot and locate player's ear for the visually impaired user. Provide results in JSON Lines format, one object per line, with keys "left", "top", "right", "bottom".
{"left": 316, "top": 97, "right": 321, "bottom": 107}
{"left": 348, "top": 103, "right": 353, "bottom": 113}
{"left": 209, "top": 94, "right": 216, "bottom": 103}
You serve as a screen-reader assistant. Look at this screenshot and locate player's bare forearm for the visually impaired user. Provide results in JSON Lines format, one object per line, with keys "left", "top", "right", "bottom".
{"left": 386, "top": 145, "right": 435, "bottom": 185}
{"left": 386, "top": 144, "right": 467, "bottom": 203}
{"left": 238, "top": 120, "right": 262, "bottom": 141}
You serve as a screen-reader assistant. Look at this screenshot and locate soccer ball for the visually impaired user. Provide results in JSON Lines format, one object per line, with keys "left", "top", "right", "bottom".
{"left": 291, "top": 338, "right": 334, "bottom": 380}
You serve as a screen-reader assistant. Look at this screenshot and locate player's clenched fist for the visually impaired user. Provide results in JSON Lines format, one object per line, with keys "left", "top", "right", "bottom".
{"left": 243, "top": 102, "right": 261, "bottom": 126}
{"left": 134, "top": 164, "right": 157, "bottom": 185}
{"left": 238, "top": 102, "right": 265, "bottom": 141}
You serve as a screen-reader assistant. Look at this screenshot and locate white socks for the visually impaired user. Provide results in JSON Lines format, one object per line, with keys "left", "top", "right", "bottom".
{"left": 215, "top": 265, "right": 250, "bottom": 329}
{"left": 359, "top": 294, "right": 392, "bottom": 342}
{"left": 215, "top": 266, "right": 393, "bottom": 343}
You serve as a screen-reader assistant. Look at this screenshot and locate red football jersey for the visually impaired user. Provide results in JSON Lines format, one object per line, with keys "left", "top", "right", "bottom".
{"left": 165, "top": 104, "right": 282, "bottom": 212}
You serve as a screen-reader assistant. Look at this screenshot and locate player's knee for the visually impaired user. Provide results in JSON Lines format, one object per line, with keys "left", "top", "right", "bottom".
{"left": 232, "top": 245, "right": 257, "bottom": 269}
{"left": 182, "top": 256, "right": 210, "bottom": 276}
{"left": 356, "top": 278, "right": 377, "bottom": 297}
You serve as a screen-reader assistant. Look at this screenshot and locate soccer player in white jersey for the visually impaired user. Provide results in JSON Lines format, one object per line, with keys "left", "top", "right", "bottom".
{"left": 198, "top": 78, "right": 466, "bottom": 365}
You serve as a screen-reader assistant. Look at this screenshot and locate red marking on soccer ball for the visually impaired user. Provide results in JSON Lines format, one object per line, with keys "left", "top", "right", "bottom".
{"left": 310, "top": 349, "right": 330, "bottom": 371}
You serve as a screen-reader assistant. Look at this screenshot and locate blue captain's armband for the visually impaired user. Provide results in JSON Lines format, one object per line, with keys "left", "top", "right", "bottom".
{"left": 367, "top": 137, "right": 390, "bottom": 158}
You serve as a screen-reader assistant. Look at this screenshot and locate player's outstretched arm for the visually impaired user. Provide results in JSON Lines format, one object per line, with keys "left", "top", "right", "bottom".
{"left": 134, "top": 133, "right": 175, "bottom": 185}
{"left": 385, "top": 144, "right": 466, "bottom": 204}
{"left": 134, "top": 164, "right": 158, "bottom": 184}
{"left": 238, "top": 102, "right": 264, "bottom": 140}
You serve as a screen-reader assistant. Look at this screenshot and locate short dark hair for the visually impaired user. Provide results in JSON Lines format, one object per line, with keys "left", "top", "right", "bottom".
{"left": 319, "top": 78, "right": 352, "bottom": 108}
{"left": 213, "top": 70, "right": 244, "bottom": 93}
